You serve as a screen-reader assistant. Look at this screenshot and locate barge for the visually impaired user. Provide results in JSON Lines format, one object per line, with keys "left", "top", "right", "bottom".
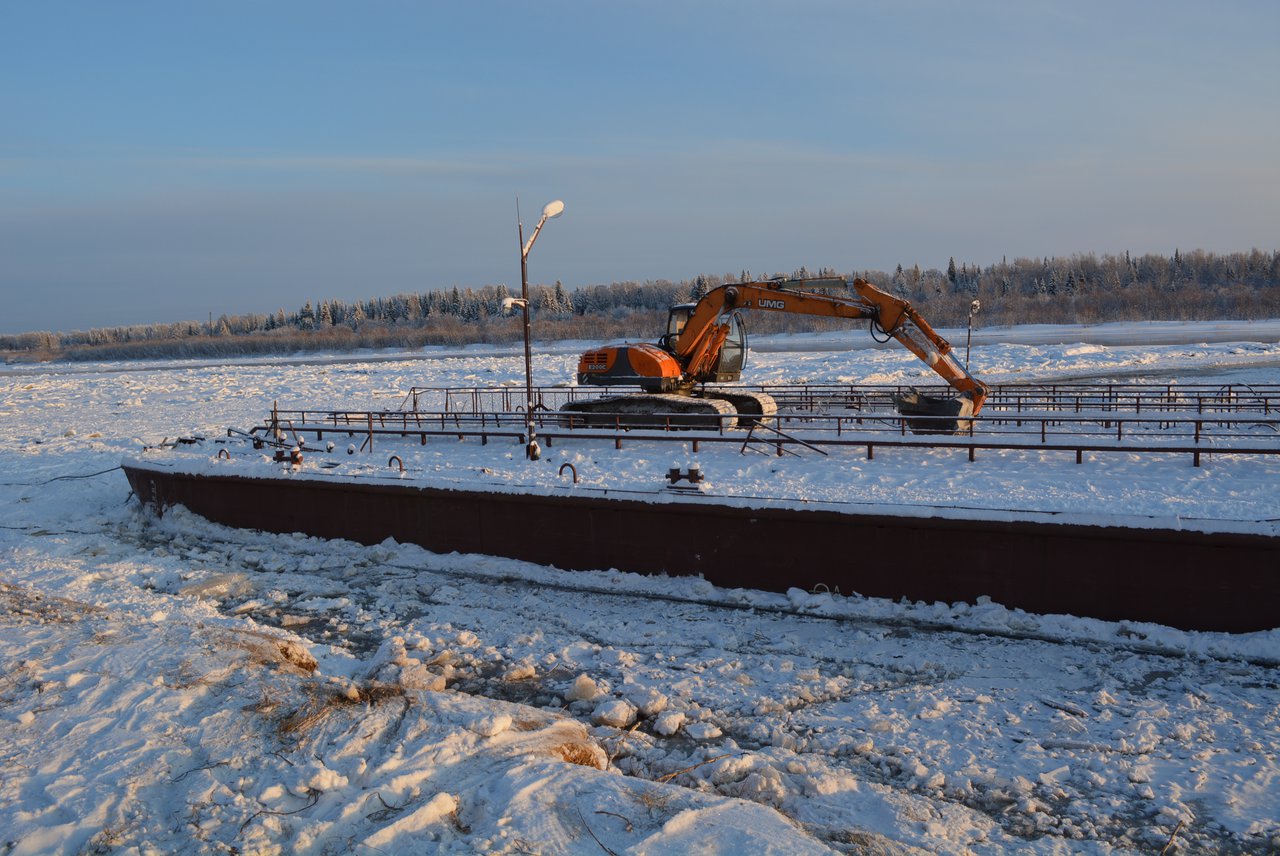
{"left": 123, "top": 434, "right": 1280, "bottom": 633}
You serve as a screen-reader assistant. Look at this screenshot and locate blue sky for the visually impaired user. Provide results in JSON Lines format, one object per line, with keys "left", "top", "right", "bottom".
{"left": 2, "top": 1, "right": 1277, "bottom": 334}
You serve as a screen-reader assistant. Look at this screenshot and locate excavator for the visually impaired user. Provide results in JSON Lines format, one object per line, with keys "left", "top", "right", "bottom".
{"left": 562, "top": 275, "right": 988, "bottom": 433}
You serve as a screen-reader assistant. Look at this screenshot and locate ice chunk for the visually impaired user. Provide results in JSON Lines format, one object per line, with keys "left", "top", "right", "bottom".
{"left": 592, "top": 699, "right": 636, "bottom": 728}
{"left": 654, "top": 711, "right": 686, "bottom": 736}
{"left": 565, "top": 674, "right": 602, "bottom": 701}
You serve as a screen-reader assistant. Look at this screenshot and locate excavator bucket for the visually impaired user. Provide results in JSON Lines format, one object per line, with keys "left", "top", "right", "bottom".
{"left": 894, "top": 390, "right": 976, "bottom": 435}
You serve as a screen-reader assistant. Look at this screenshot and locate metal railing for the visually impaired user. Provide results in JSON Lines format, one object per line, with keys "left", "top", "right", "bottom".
{"left": 251, "top": 402, "right": 1280, "bottom": 469}
{"left": 400, "top": 382, "right": 1280, "bottom": 418}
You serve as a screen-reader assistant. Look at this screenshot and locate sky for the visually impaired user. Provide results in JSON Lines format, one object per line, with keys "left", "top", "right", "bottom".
{"left": 2, "top": 1, "right": 1278, "bottom": 334}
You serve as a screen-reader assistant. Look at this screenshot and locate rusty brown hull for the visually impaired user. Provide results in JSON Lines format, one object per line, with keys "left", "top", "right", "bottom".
{"left": 122, "top": 463, "right": 1279, "bottom": 633}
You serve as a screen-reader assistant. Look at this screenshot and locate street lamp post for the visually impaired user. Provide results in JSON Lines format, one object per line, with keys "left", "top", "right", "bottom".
{"left": 515, "top": 199, "right": 565, "bottom": 461}
{"left": 965, "top": 299, "right": 981, "bottom": 372}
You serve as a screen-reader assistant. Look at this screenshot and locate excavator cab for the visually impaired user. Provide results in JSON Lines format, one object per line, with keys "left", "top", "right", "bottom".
{"left": 659, "top": 303, "right": 748, "bottom": 381}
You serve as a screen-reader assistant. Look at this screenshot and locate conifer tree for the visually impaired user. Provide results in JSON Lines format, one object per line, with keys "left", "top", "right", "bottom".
{"left": 692, "top": 275, "right": 709, "bottom": 301}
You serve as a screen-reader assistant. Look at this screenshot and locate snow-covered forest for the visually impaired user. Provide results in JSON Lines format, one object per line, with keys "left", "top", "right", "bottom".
{"left": 4, "top": 248, "right": 1278, "bottom": 362}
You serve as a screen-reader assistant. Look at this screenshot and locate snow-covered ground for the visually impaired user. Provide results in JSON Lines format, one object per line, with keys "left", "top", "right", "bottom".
{"left": 2, "top": 323, "right": 1279, "bottom": 854}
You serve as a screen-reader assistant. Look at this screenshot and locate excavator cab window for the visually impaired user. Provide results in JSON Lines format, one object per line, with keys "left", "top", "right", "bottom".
{"left": 666, "top": 304, "right": 694, "bottom": 337}
{"left": 661, "top": 303, "right": 695, "bottom": 351}
{"left": 712, "top": 312, "right": 748, "bottom": 380}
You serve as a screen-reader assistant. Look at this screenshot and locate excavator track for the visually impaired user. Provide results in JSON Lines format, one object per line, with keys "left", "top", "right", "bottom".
{"left": 700, "top": 390, "right": 778, "bottom": 426}
{"left": 559, "top": 393, "right": 742, "bottom": 430}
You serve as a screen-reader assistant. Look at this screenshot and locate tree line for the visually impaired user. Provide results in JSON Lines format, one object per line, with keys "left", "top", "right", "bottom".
{"left": 3, "top": 248, "right": 1277, "bottom": 362}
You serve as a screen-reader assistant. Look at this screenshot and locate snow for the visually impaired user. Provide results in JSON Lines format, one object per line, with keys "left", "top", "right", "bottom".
{"left": 2, "top": 323, "right": 1279, "bottom": 853}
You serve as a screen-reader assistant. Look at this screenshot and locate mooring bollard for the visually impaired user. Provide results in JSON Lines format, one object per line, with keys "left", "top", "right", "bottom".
{"left": 666, "top": 465, "right": 704, "bottom": 485}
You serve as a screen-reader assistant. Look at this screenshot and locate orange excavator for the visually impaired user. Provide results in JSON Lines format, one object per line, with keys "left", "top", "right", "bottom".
{"left": 562, "top": 276, "right": 988, "bottom": 432}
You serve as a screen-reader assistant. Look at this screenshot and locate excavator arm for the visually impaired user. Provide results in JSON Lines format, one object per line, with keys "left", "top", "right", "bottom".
{"left": 848, "top": 279, "right": 988, "bottom": 412}
{"left": 674, "top": 277, "right": 988, "bottom": 413}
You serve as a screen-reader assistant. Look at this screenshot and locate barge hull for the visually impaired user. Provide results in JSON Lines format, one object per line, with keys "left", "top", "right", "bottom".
{"left": 123, "top": 464, "right": 1278, "bottom": 633}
